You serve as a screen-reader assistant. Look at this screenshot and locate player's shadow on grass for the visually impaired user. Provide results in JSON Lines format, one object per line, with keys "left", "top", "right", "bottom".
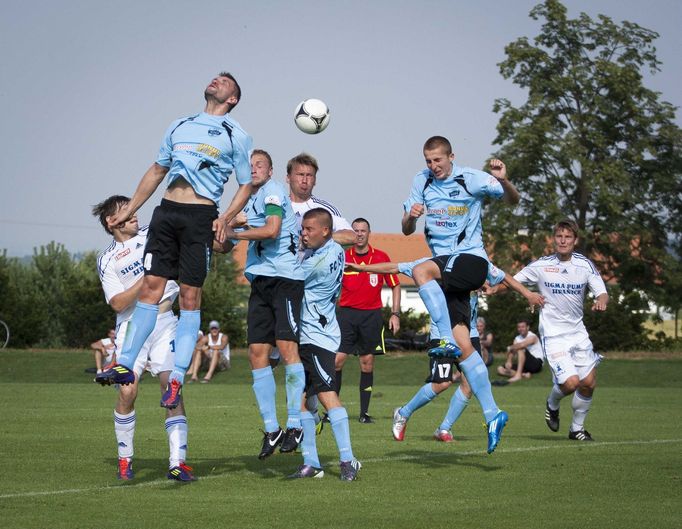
{"left": 387, "top": 446, "right": 502, "bottom": 472}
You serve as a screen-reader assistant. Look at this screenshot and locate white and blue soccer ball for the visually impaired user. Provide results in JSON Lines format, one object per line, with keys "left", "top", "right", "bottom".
{"left": 294, "top": 98, "right": 330, "bottom": 134}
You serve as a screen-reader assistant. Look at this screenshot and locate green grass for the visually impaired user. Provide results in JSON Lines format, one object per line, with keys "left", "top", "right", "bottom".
{"left": 1, "top": 349, "right": 681, "bottom": 529}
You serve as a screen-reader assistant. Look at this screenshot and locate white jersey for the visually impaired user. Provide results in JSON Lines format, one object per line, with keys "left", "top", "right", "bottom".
{"left": 290, "top": 195, "right": 352, "bottom": 232}
{"left": 97, "top": 225, "right": 180, "bottom": 325}
{"left": 514, "top": 331, "right": 543, "bottom": 360}
{"left": 514, "top": 253, "right": 606, "bottom": 338}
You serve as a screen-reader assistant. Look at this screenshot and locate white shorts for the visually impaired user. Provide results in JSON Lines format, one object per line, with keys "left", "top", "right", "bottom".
{"left": 115, "top": 311, "right": 177, "bottom": 377}
{"left": 541, "top": 329, "right": 602, "bottom": 385}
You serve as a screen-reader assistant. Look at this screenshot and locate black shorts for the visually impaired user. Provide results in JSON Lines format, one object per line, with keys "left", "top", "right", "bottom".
{"left": 300, "top": 344, "right": 337, "bottom": 397}
{"left": 247, "top": 276, "right": 304, "bottom": 345}
{"left": 143, "top": 199, "right": 218, "bottom": 287}
{"left": 431, "top": 254, "right": 488, "bottom": 328}
{"left": 424, "top": 337, "right": 483, "bottom": 382}
{"left": 337, "top": 307, "right": 384, "bottom": 355}
{"left": 518, "top": 352, "right": 543, "bottom": 374}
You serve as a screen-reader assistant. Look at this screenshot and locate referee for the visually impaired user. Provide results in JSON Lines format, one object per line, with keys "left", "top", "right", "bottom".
{"left": 335, "top": 218, "right": 401, "bottom": 423}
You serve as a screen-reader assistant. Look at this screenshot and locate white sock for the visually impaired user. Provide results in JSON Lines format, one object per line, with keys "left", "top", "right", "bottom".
{"left": 114, "top": 410, "right": 136, "bottom": 459}
{"left": 570, "top": 391, "right": 592, "bottom": 432}
{"left": 165, "top": 415, "right": 188, "bottom": 467}
{"left": 547, "top": 384, "right": 566, "bottom": 410}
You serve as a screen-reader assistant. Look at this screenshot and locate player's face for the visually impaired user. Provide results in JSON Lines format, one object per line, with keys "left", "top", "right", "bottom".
{"left": 301, "top": 217, "right": 329, "bottom": 250}
{"left": 352, "top": 221, "right": 370, "bottom": 248}
{"left": 517, "top": 321, "right": 529, "bottom": 336}
{"left": 287, "top": 163, "right": 316, "bottom": 200}
{"left": 204, "top": 76, "right": 238, "bottom": 106}
{"left": 423, "top": 146, "right": 455, "bottom": 180}
{"left": 250, "top": 154, "right": 273, "bottom": 188}
{"left": 111, "top": 205, "right": 138, "bottom": 238}
{"left": 553, "top": 228, "right": 578, "bottom": 259}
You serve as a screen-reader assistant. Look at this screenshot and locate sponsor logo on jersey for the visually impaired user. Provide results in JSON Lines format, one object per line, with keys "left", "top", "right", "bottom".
{"left": 449, "top": 189, "right": 460, "bottom": 197}
{"left": 208, "top": 129, "right": 222, "bottom": 136}
{"left": 115, "top": 248, "right": 131, "bottom": 261}
{"left": 544, "top": 267, "right": 560, "bottom": 273}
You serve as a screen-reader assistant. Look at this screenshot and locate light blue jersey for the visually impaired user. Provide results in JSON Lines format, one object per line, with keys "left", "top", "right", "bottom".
{"left": 156, "top": 112, "right": 252, "bottom": 205}
{"left": 243, "top": 179, "right": 302, "bottom": 282}
{"left": 403, "top": 165, "right": 504, "bottom": 258}
{"left": 300, "top": 238, "right": 345, "bottom": 352}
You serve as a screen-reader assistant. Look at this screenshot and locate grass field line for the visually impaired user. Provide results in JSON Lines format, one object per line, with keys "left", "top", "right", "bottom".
{"left": 1, "top": 437, "right": 680, "bottom": 500}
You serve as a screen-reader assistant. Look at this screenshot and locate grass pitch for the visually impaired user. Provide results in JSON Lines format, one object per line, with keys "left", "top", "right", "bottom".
{"left": 0, "top": 349, "right": 680, "bottom": 529}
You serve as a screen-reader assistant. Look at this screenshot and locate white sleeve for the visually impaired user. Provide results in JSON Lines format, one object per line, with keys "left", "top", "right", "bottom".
{"left": 586, "top": 263, "right": 607, "bottom": 297}
{"left": 100, "top": 262, "right": 124, "bottom": 304}
{"left": 514, "top": 263, "right": 539, "bottom": 286}
{"left": 332, "top": 214, "right": 353, "bottom": 231}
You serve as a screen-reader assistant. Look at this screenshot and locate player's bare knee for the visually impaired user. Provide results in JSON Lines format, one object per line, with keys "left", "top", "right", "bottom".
{"left": 432, "top": 380, "right": 452, "bottom": 394}
{"left": 561, "top": 376, "right": 580, "bottom": 394}
{"left": 179, "top": 285, "right": 201, "bottom": 310}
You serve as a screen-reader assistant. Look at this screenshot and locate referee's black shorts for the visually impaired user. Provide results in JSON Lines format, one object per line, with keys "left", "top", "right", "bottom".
{"left": 337, "top": 307, "right": 384, "bottom": 356}
{"left": 431, "top": 253, "right": 488, "bottom": 329}
{"left": 143, "top": 199, "right": 218, "bottom": 287}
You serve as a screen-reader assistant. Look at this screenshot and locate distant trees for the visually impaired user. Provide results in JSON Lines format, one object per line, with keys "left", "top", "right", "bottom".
{"left": 0, "top": 244, "right": 248, "bottom": 348}
{"left": 482, "top": 0, "right": 682, "bottom": 339}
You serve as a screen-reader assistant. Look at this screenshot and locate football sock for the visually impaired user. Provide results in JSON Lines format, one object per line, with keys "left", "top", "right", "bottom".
{"left": 252, "top": 367, "right": 279, "bottom": 433}
{"left": 114, "top": 410, "right": 136, "bottom": 459}
{"left": 570, "top": 391, "right": 592, "bottom": 432}
{"left": 300, "top": 410, "right": 321, "bottom": 468}
{"left": 418, "top": 281, "right": 455, "bottom": 343}
{"left": 458, "top": 353, "right": 499, "bottom": 423}
{"left": 328, "top": 406, "right": 354, "bottom": 463}
{"left": 285, "top": 363, "right": 305, "bottom": 429}
{"left": 117, "top": 302, "right": 158, "bottom": 368}
{"left": 547, "top": 384, "right": 566, "bottom": 410}
{"left": 165, "top": 415, "right": 188, "bottom": 468}
{"left": 400, "top": 383, "right": 437, "bottom": 419}
{"left": 169, "top": 310, "right": 201, "bottom": 383}
{"left": 440, "top": 386, "right": 470, "bottom": 431}
{"left": 334, "top": 369, "right": 343, "bottom": 395}
{"left": 359, "top": 371, "right": 373, "bottom": 416}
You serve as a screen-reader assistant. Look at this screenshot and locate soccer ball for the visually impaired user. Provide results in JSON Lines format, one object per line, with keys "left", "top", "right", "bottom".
{"left": 294, "top": 99, "right": 330, "bottom": 134}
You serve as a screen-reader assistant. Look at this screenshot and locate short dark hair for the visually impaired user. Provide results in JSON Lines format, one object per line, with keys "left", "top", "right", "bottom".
{"left": 423, "top": 136, "right": 452, "bottom": 155}
{"left": 287, "top": 152, "right": 319, "bottom": 175}
{"left": 352, "top": 217, "right": 371, "bottom": 230}
{"left": 517, "top": 319, "right": 531, "bottom": 327}
{"left": 92, "top": 195, "right": 130, "bottom": 235}
{"left": 554, "top": 218, "right": 579, "bottom": 238}
{"left": 218, "top": 71, "right": 241, "bottom": 111}
{"left": 303, "top": 207, "right": 333, "bottom": 230}
{"left": 251, "top": 149, "right": 273, "bottom": 168}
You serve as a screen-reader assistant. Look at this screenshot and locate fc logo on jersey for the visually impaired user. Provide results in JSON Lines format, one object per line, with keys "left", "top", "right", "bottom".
{"left": 208, "top": 129, "right": 222, "bottom": 136}
{"left": 369, "top": 273, "right": 379, "bottom": 287}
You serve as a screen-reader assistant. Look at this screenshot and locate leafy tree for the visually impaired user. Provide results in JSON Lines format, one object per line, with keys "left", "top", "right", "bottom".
{"left": 487, "top": 0, "right": 682, "bottom": 305}
{"left": 200, "top": 253, "right": 249, "bottom": 346}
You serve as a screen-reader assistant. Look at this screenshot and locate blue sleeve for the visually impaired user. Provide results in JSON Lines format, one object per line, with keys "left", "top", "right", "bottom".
{"left": 402, "top": 171, "right": 428, "bottom": 212}
{"left": 466, "top": 169, "right": 503, "bottom": 199}
{"left": 155, "top": 120, "right": 177, "bottom": 168}
{"left": 487, "top": 261, "right": 506, "bottom": 287}
{"left": 232, "top": 128, "right": 253, "bottom": 185}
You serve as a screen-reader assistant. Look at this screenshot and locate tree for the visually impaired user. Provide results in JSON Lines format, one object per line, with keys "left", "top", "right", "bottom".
{"left": 487, "top": 0, "right": 682, "bottom": 305}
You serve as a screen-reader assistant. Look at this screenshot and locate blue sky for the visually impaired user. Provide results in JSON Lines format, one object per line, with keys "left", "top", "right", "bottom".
{"left": 1, "top": 0, "right": 680, "bottom": 256}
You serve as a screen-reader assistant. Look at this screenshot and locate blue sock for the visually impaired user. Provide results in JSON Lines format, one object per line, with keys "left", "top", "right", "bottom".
{"left": 285, "top": 363, "right": 305, "bottom": 429}
{"left": 169, "top": 310, "right": 201, "bottom": 384}
{"left": 459, "top": 354, "right": 499, "bottom": 423}
{"left": 418, "top": 281, "right": 455, "bottom": 343}
{"left": 400, "top": 383, "right": 437, "bottom": 419}
{"left": 118, "top": 302, "right": 158, "bottom": 368}
{"left": 300, "top": 410, "right": 321, "bottom": 468}
{"left": 440, "top": 386, "right": 470, "bottom": 431}
{"left": 328, "top": 406, "right": 354, "bottom": 463}
{"left": 252, "top": 367, "right": 279, "bottom": 433}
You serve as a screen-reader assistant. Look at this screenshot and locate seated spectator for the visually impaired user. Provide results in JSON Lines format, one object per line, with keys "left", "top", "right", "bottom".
{"left": 477, "top": 317, "right": 495, "bottom": 366}
{"left": 497, "top": 319, "right": 543, "bottom": 382}
{"left": 90, "top": 329, "right": 116, "bottom": 374}
{"left": 188, "top": 321, "right": 230, "bottom": 383}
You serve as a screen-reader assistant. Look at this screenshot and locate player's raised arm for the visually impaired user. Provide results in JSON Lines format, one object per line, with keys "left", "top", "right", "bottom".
{"left": 108, "top": 164, "right": 169, "bottom": 227}
{"left": 488, "top": 159, "right": 519, "bottom": 205}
